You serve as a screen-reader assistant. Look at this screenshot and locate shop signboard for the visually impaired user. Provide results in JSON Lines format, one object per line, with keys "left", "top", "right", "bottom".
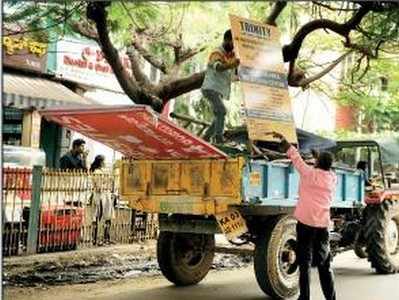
{"left": 53, "top": 38, "right": 132, "bottom": 92}
{"left": 2, "top": 33, "right": 48, "bottom": 73}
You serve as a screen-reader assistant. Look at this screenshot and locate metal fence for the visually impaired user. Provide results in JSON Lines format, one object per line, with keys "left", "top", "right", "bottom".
{"left": 2, "top": 166, "right": 158, "bottom": 256}
{"left": 2, "top": 168, "right": 32, "bottom": 256}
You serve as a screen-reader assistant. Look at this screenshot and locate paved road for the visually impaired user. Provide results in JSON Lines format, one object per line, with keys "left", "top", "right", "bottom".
{"left": 6, "top": 252, "right": 399, "bottom": 300}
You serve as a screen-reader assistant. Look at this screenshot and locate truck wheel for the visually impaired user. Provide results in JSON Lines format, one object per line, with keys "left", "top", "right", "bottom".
{"left": 365, "top": 199, "right": 399, "bottom": 273}
{"left": 254, "top": 215, "right": 298, "bottom": 299}
{"left": 157, "top": 231, "right": 215, "bottom": 286}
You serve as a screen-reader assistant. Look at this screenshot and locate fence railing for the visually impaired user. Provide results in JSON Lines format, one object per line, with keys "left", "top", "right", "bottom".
{"left": 2, "top": 166, "right": 158, "bottom": 256}
{"left": 2, "top": 168, "right": 32, "bottom": 256}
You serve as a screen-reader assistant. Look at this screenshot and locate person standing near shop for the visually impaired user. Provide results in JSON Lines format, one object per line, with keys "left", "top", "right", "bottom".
{"left": 268, "top": 131, "right": 337, "bottom": 300}
{"left": 59, "top": 138, "right": 88, "bottom": 208}
{"left": 201, "top": 29, "right": 240, "bottom": 144}
{"left": 90, "top": 155, "right": 115, "bottom": 245}
{"left": 60, "top": 138, "right": 88, "bottom": 171}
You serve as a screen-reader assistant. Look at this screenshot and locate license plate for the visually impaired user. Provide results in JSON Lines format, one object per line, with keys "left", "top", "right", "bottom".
{"left": 215, "top": 209, "right": 248, "bottom": 240}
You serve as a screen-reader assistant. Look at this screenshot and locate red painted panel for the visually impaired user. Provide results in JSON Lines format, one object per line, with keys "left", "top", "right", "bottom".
{"left": 336, "top": 105, "right": 356, "bottom": 130}
{"left": 40, "top": 105, "right": 227, "bottom": 159}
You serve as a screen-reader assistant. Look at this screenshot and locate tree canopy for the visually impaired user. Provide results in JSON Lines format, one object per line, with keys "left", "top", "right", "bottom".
{"left": 337, "top": 57, "right": 399, "bottom": 133}
{"left": 4, "top": 1, "right": 399, "bottom": 130}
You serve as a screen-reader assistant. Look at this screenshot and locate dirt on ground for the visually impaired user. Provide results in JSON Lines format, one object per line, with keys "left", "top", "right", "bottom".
{"left": 4, "top": 273, "right": 173, "bottom": 300}
{"left": 3, "top": 240, "right": 252, "bottom": 288}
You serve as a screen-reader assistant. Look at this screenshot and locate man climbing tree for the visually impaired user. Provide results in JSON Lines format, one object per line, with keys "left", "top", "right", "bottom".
{"left": 201, "top": 30, "right": 240, "bottom": 144}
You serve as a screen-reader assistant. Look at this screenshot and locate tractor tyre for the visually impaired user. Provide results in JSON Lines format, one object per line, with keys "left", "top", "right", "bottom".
{"left": 364, "top": 199, "right": 399, "bottom": 273}
{"left": 354, "top": 242, "right": 368, "bottom": 259}
{"left": 157, "top": 231, "right": 215, "bottom": 286}
{"left": 354, "top": 230, "right": 368, "bottom": 259}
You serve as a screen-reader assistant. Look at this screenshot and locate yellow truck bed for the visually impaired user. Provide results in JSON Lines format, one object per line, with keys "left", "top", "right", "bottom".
{"left": 120, "top": 158, "right": 244, "bottom": 215}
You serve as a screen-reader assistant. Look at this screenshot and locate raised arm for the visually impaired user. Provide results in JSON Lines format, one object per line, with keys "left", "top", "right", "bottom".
{"left": 209, "top": 51, "right": 240, "bottom": 72}
{"left": 286, "top": 145, "right": 313, "bottom": 176}
{"left": 266, "top": 132, "right": 313, "bottom": 176}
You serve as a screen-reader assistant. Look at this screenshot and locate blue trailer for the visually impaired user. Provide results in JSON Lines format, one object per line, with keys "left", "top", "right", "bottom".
{"left": 242, "top": 160, "right": 364, "bottom": 208}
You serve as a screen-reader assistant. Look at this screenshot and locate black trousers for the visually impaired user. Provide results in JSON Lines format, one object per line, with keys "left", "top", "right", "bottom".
{"left": 296, "top": 222, "right": 336, "bottom": 300}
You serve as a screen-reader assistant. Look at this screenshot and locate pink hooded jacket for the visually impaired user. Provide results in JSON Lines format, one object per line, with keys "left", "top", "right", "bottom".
{"left": 287, "top": 146, "right": 337, "bottom": 228}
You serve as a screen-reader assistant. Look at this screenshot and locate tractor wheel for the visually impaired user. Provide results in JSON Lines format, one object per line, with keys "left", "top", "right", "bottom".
{"left": 254, "top": 215, "right": 299, "bottom": 299}
{"left": 354, "top": 230, "right": 368, "bottom": 259}
{"left": 353, "top": 244, "right": 368, "bottom": 259}
{"left": 157, "top": 231, "right": 215, "bottom": 286}
{"left": 354, "top": 242, "right": 368, "bottom": 259}
{"left": 364, "top": 199, "right": 399, "bottom": 273}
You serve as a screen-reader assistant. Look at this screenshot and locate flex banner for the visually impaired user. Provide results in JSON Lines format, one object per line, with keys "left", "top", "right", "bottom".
{"left": 230, "top": 15, "right": 297, "bottom": 143}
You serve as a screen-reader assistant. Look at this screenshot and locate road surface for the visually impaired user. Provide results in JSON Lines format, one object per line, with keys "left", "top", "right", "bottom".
{"left": 6, "top": 252, "right": 399, "bottom": 300}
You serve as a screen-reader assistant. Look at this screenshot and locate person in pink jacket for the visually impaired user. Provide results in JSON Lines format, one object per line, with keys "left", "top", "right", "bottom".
{"left": 270, "top": 132, "right": 337, "bottom": 300}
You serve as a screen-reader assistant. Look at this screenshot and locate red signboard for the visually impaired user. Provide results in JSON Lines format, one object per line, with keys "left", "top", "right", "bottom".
{"left": 40, "top": 106, "right": 227, "bottom": 159}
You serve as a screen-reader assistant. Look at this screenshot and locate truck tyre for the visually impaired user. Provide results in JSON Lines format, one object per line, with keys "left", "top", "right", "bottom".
{"left": 157, "top": 231, "right": 215, "bottom": 286}
{"left": 364, "top": 199, "right": 399, "bottom": 273}
{"left": 254, "top": 215, "right": 298, "bottom": 299}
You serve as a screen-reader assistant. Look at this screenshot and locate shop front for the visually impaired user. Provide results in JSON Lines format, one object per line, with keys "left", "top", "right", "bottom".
{"left": 2, "top": 34, "right": 95, "bottom": 167}
{"left": 48, "top": 37, "right": 136, "bottom": 165}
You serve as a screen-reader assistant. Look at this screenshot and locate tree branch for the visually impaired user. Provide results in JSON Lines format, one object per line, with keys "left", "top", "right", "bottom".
{"left": 69, "top": 21, "right": 99, "bottom": 42}
{"left": 158, "top": 71, "right": 205, "bottom": 101}
{"left": 282, "top": 5, "right": 370, "bottom": 62}
{"left": 132, "top": 35, "right": 168, "bottom": 74}
{"left": 289, "top": 50, "right": 353, "bottom": 88}
{"left": 177, "top": 46, "right": 207, "bottom": 65}
{"left": 357, "top": 1, "right": 399, "bottom": 12}
{"left": 265, "top": 1, "right": 287, "bottom": 26}
{"left": 312, "top": 1, "right": 357, "bottom": 12}
{"left": 133, "top": 29, "right": 205, "bottom": 76}
{"left": 343, "top": 40, "right": 374, "bottom": 57}
{"left": 374, "top": 40, "right": 384, "bottom": 58}
{"left": 126, "top": 46, "right": 151, "bottom": 86}
{"left": 87, "top": 2, "right": 162, "bottom": 111}
{"left": 172, "top": 33, "right": 183, "bottom": 64}
{"left": 358, "top": 56, "right": 370, "bottom": 81}
{"left": 119, "top": 1, "right": 145, "bottom": 32}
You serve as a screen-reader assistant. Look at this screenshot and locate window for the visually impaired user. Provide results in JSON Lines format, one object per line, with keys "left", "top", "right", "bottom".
{"left": 3, "top": 107, "right": 23, "bottom": 146}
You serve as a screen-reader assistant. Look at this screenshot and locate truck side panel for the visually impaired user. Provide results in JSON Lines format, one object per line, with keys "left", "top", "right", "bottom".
{"left": 120, "top": 158, "right": 244, "bottom": 215}
{"left": 120, "top": 158, "right": 365, "bottom": 216}
{"left": 243, "top": 161, "right": 365, "bottom": 208}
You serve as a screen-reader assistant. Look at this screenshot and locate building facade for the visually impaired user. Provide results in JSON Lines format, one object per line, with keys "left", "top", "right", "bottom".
{"left": 2, "top": 34, "right": 96, "bottom": 167}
